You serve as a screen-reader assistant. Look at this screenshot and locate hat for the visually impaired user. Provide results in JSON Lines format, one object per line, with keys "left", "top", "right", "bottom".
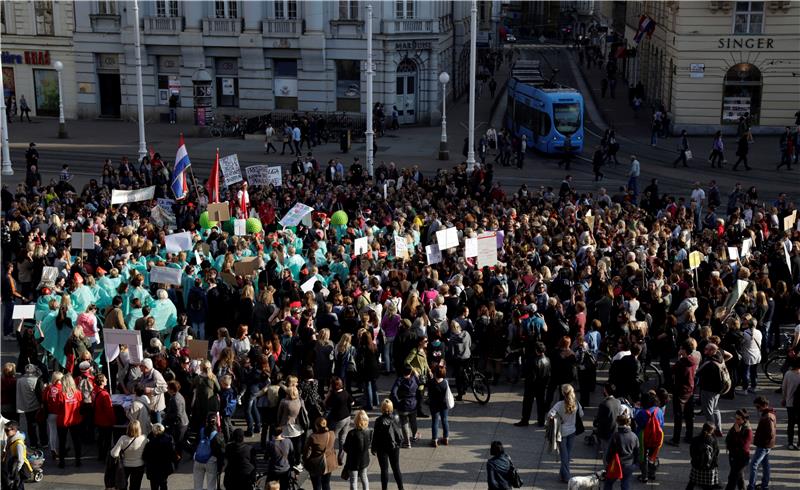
{"left": 73, "top": 273, "right": 84, "bottom": 285}
{"left": 96, "top": 267, "right": 107, "bottom": 275}
{"left": 78, "top": 361, "right": 92, "bottom": 372}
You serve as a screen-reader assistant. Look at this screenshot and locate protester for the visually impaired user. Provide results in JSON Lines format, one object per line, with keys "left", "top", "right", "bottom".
{"left": 302, "top": 417, "right": 338, "bottom": 490}
{"left": 748, "top": 396, "right": 777, "bottom": 490}
{"left": 371, "top": 399, "right": 405, "bottom": 490}
{"left": 725, "top": 409, "right": 752, "bottom": 490}
{"left": 687, "top": 423, "right": 720, "bottom": 490}
{"left": 143, "top": 423, "right": 177, "bottom": 490}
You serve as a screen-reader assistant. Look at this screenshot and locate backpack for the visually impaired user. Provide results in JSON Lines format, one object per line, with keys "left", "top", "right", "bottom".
{"left": 194, "top": 428, "right": 217, "bottom": 464}
{"left": 717, "top": 361, "right": 732, "bottom": 395}
{"left": 221, "top": 389, "right": 237, "bottom": 417}
{"left": 78, "top": 376, "right": 94, "bottom": 404}
{"left": 642, "top": 408, "right": 664, "bottom": 453}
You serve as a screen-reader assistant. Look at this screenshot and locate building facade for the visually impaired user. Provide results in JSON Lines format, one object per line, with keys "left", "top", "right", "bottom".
{"left": 2, "top": 0, "right": 78, "bottom": 119}
{"left": 623, "top": 0, "right": 799, "bottom": 134}
{"left": 66, "top": 0, "right": 497, "bottom": 126}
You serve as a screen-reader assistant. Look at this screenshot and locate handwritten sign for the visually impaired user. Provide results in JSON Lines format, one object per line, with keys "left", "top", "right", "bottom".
{"left": 219, "top": 154, "right": 243, "bottom": 186}
{"left": 207, "top": 202, "right": 230, "bottom": 222}
{"left": 37, "top": 266, "right": 58, "bottom": 288}
{"left": 111, "top": 186, "right": 155, "bottom": 205}
{"left": 394, "top": 234, "right": 409, "bottom": 259}
{"left": 233, "top": 257, "right": 259, "bottom": 277}
{"left": 149, "top": 266, "right": 182, "bottom": 286}
{"left": 234, "top": 219, "right": 247, "bottom": 236}
{"left": 71, "top": 232, "right": 95, "bottom": 250}
{"left": 186, "top": 339, "right": 208, "bottom": 360}
{"left": 425, "top": 244, "right": 443, "bottom": 265}
{"left": 300, "top": 277, "right": 318, "bottom": 293}
{"left": 784, "top": 210, "right": 797, "bottom": 232}
{"left": 477, "top": 231, "right": 498, "bottom": 268}
{"left": 727, "top": 246, "right": 739, "bottom": 262}
{"left": 436, "top": 227, "right": 459, "bottom": 250}
{"left": 279, "top": 203, "right": 314, "bottom": 227}
{"left": 164, "top": 231, "right": 193, "bottom": 253}
{"left": 246, "top": 165, "right": 282, "bottom": 187}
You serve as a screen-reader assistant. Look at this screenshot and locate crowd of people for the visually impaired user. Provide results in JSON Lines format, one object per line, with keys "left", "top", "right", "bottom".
{"left": 1, "top": 128, "right": 799, "bottom": 490}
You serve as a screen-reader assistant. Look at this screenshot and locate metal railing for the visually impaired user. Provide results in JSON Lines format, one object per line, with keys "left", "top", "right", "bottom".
{"left": 143, "top": 16, "right": 184, "bottom": 35}
{"left": 202, "top": 17, "right": 243, "bottom": 36}
{"left": 262, "top": 18, "right": 301, "bottom": 37}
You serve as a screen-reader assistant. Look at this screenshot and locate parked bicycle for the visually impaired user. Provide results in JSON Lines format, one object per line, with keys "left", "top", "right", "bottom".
{"left": 463, "top": 357, "right": 491, "bottom": 404}
{"left": 764, "top": 332, "right": 794, "bottom": 384}
{"left": 210, "top": 115, "right": 246, "bottom": 138}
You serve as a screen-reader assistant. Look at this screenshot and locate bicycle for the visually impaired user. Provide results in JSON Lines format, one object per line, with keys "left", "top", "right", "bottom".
{"left": 463, "top": 357, "right": 491, "bottom": 404}
{"left": 254, "top": 466, "right": 303, "bottom": 490}
{"left": 764, "top": 332, "right": 794, "bottom": 384}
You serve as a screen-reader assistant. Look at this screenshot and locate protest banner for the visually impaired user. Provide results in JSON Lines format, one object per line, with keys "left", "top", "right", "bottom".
{"left": 104, "top": 329, "right": 143, "bottom": 364}
{"left": 164, "top": 231, "right": 193, "bottom": 253}
{"left": 12, "top": 305, "right": 35, "bottom": 320}
{"left": 279, "top": 203, "right": 314, "bottom": 227}
{"left": 436, "top": 227, "right": 459, "bottom": 250}
{"left": 186, "top": 339, "right": 208, "bottom": 360}
{"left": 727, "top": 246, "right": 739, "bottom": 262}
{"left": 246, "top": 165, "right": 282, "bottom": 187}
{"left": 425, "top": 244, "right": 443, "bottom": 265}
{"left": 783, "top": 210, "right": 797, "bottom": 232}
{"left": 301, "top": 277, "right": 318, "bottom": 293}
{"left": 722, "top": 279, "right": 751, "bottom": 311}
{"left": 477, "top": 231, "right": 498, "bottom": 268}
{"left": 219, "top": 154, "right": 243, "bottom": 186}
{"left": 149, "top": 266, "right": 182, "bottom": 286}
{"left": 234, "top": 219, "right": 247, "bottom": 236}
{"left": 353, "top": 236, "right": 369, "bottom": 256}
{"left": 233, "top": 257, "right": 259, "bottom": 277}
{"left": 689, "top": 251, "right": 704, "bottom": 270}
{"left": 111, "top": 186, "right": 155, "bottom": 205}
{"left": 157, "top": 198, "right": 175, "bottom": 210}
{"left": 207, "top": 202, "right": 231, "bottom": 222}
{"left": 71, "top": 232, "right": 94, "bottom": 250}
{"left": 465, "top": 237, "right": 478, "bottom": 258}
{"left": 220, "top": 272, "right": 237, "bottom": 286}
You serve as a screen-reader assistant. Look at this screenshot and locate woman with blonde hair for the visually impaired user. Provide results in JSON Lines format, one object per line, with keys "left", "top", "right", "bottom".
{"left": 110, "top": 420, "right": 148, "bottom": 490}
{"left": 334, "top": 333, "right": 357, "bottom": 393}
{"left": 547, "top": 384, "right": 584, "bottom": 483}
{"left": 343, "top": 410, "right": 372, "bottom": 490}
{"left": 277, "top": 384, "right": 305, "bottom": 468}
{"left": 57, "top": 373, "right": 84, "bottom": 468}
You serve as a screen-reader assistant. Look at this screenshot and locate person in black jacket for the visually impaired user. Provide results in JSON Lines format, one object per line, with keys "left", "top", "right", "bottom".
{"left": 687, "top": 423, "right": 720, "bottom": 489}
{"left": 142, "top": 423, "right": 177, "bottom": 490}
{"left": 344, "top": 410, "right": 372, "bottom": 490}
{"left": 371, "top": 400, "right": 405, "bottom": 490}
{"left": 390, "top": 366, "right": 419, "bottom": 447}
{"left": 514, "top": 342, "right": 551, "bottom": 427}
{"left": 594, "top": 383, "right": 622, "bottom": 455}
{"left": 487, "top": 440, "right": 514, "bottom": 490}
{"left": 224, "top": 429, "right": 256, "bottom": 490}
{"left": 604, "top": 415, "right": 639, "bottom": 489}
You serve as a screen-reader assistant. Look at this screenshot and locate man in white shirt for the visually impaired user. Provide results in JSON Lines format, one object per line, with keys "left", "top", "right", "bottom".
{"left": 691, "top": 181, "right": 706, "bottom": 229}
{"left": 628, "top": 155, "right": 640, "bottom": 202}
{"left": 292, "top": 124, "right": 302, "bottom": 156}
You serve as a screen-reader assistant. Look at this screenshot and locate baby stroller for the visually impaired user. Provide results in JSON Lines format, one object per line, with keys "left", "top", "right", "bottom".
{"left": 26, "top": 449, "right": 45, "bottom": 482}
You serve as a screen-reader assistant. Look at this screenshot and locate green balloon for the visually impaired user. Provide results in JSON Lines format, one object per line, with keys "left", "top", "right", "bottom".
{"left": 246, "top": 217, "right": 263, "bottom": 234}
{"left": 331, "top": 210, "right": 349, "bottom": 226}
{"left": 199, "top": 211, "right": 217, "bottom": 230}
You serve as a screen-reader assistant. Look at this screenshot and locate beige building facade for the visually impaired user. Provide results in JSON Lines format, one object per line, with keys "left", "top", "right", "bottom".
{"left": 624, "top": 0, "right": 800, "bottom": 134}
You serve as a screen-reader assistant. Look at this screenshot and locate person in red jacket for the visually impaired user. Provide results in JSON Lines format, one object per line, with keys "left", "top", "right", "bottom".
{"left": 93, "top": 373, "right": 116, "bottom": 461}
{"left": 725, "top": 408, "right": 753, "bottom": 490}
{"left": 56, "top": 373, "right": 83, "bottom": 468}
{"left": 45, "top": 372, "right": 64, "bottom": 459}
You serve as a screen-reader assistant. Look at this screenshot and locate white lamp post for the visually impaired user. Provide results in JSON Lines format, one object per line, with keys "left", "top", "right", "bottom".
{"left": 133, "top": 0, "right": 147, "bottom": 161}
{"left": 53, "top": 60, "right": 67, "bottom": 139}
{"left": 438, "top": 71, "right": 449, "bottom": 160}
{"left": 0, "top": 65, "right": 12, "bottom": 175}
{"left": 466, "top": 0, "right": 478, "bottom": 173}
{"left": 365, "top": 4, "right": 374, "bottom": 178}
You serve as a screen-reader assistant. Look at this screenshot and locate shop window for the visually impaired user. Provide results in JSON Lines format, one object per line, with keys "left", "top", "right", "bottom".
{"left": 157, "top": 56, "right": 181, "bottom": 106}
{"left": 33, "top": 69, "right": 58, "bottom": 116}
{"left": 722, "top": 63, "right": 761, "bottom": 125}
{"left": 274, "top": 0, "right": 297, "bottom": 19}
{"left": 215, "top": 58, "right": 239, "bottom": 107}
{"left": 339, "top": 0, "right": 358, "bottom": 20}
{"left": 395, "top": 0, "right": 414, "bottom": 19}
{"left": 155, "top": 0, "right": 178, "bottom": 17}
{"left": 215, "top": 0, "right": 238, "bottom": 18}
{"left": 336, "top": 60, "right": 360, "bottom": 112}
{"left": 733, "top": 1, "right": 763, "bottom": 34}
{"left": 273, "top": 59, "right": 298, "bottom": 110}
{"left": 34, "top": 1, "right": 54, "bottom": 36}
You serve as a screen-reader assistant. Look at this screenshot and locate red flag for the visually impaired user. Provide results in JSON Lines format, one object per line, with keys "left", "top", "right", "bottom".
{"left": 207, "top": 148, "right": 220, "bottom": 203}
{"left": 239, "top": 182, "right": 249, "bottom": 218}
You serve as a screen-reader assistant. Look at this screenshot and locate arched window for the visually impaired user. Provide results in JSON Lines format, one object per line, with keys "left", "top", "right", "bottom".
{"left": 722, "top": 63, "right": 762, "bottom": 125}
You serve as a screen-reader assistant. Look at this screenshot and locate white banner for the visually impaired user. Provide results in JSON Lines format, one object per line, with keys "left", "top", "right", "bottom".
{"left": 300, "top": 276, "right": 318, "bottom": 293}
{"left": 149, "top": 266, "right": 182, "bottom": 286}
{"left": 219, "top": 154, "right": 243, "bottom": 187}
{"left": 71, "top": 232, "right": 95, "bottom": 250}
{"left": 741, "top": 238, "right": 752, "bottom": 259}
{"left": 246, "top": 165, "right": 282, "bottom": 187}
{"left": 111, "top": 186, "right": 155, "bottom": 205}
{"left": 164, "top": 231, "right": 193, "bottom": 253}
{"left": 103, "top": 329, "right": 143, "bottom": 364}
{"left": 425, "top": 244, "right": 443, "bottom": 265}
{"left": 477, "top": 231, "right": 498, "bottom": 268}
{"left": 37, "top": 266, "right": 59, "bottom": 288}
{"left": 436, "top": 227, "right": 459, "bottom": 250}
{"left": 234, "top": 219, "right": 247, "bottom": 236}
{"left": 279, "top": 203, "right": 314, "bottom": 227}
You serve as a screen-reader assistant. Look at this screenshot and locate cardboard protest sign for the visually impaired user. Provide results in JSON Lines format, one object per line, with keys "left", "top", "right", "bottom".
{"left": 233, "top": 257, "right": 259, "bottom": 277}
{"left": 111, "top": 186, "right": 155, "bottom": 205}
{"left": 164, "top": 231, "right": 193, "bottom": 253}
{"left": 219, "top": 154, "right": 243, "bottom": 186}
{"left": 186, "top": 339, "right": 208, "bottom": 360}
{"left": 741, "top": 238, "right": 753, "bottom": 259}
{"left": 246, "top": 165, "right": 282, "bottom": 187}
{"left": 436, "top": 227, "right": 459, "bottom": 250}
{"left": 465, "top": 237, "right": 478, "bottom": 258}
{"left": 584, "top": 212, "right": 595, "bottom": 231}
{"left": 149, "top": 266, "right": 182, "bottom": 286}
{"left": 353, "top": 236, "right": 369, "bottom": 256}
{"left": 477, "top": 231, "right": 498, "bottom": 268}
{"left": 71, "top": 232, "right": 95, "bottom": 250}
{"left": 207, "top": 202, "right": 231, "bottom": 222}
{"left": 12, "top": 305, "right": 35, "bottom": 320}
{"left": 279, "top": 203, "right": 314, "bottom": 227}
{"left": 300, "top": 277, "right": 318, "bottom": 293}
{"left": 37, "top": 266, "right": 59, "bottom": 288}
{"left": 234, "top": 219, "right": 247, "bottom": 236}
{"left": 425, "top": 244, "right": 443, "bottom": 265}
{"left": 784, "top": 210, "right": 797, "bottom": 232}
{"left": 688, "top": 251, "right": 704, "bottom": 270}
{"left": 220, "top": 271, "right": 237, "bottom": 286}
{"left": 394, "top": 234, "right": 409, "bottom": 259}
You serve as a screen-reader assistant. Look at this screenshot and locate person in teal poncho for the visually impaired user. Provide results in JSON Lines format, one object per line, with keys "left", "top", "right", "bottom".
{"left": 37, "top": 295, "right": 79, "bottom": 369}
{"left": 285, "top": 246, "right": 305, "bottom": 280}
{"left": 151, "top": 289, "right": 178, "bottom": 332}
{"left": 96, "top": 268, "right": 122, "bottom": 300}
{"left": 84, "top": 275, "right": 112, "bottom": 310}
{"left": 69, "top": 275, "right": 96, "bottom": 314}
{"left": 34, "top": 291, "right": 60, "bottom": 322}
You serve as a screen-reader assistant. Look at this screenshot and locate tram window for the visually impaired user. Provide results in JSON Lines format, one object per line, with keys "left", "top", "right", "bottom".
{"left": 553, "top": 103, "right": 580, "bottom": 135}
{"left": 537, "top": 111, "right": 551, "bottom": 137}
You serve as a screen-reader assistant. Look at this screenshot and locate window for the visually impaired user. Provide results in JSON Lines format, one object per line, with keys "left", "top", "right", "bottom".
{"left": 215, "top": 58, "right": 239, "bottom": 107}
{"left": 33, "top": 69, "right": 58, "bottom": 116}
{"left": 97, "top": 1, "right": 116, "bottom": 15}
{"left": 34, "top": 1, "right": 54, "bottom": 36}
{"left": 336, "top": 60, "right": 361, "bottom": 112}
{"left": 155, "top": 0, "right": 178, "bottom": 17}
{"left": 157, "top": 56, "right": 180, "bottom": 106}
{"left": 722, "top": 63, "right": 762, "bottom": 125}
{"left": 273, "top": 59, "right": 298, "bottom": 110}
{"left": 553, "top": 103, "right": 581, "bottom": 135}
{"left": 215, "top": 0, "right": 238, "bottom": 18}
{"left": 395, "top": 0, "right": 414, "bottom": 19}
{"left": 733, "top": 1, "right": 763, "bottom": 34}
{"left": 274, "top": 0, "right": 297, "bottom": 19}
{"left": 339, "top": 0, "right": 358, "bottom": 20}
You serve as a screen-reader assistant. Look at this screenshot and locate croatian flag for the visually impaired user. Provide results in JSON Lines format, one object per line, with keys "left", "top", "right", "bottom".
{"left": 171, "top": 134, "right": 192, "bottom": 200}
{"left": 633, "top": 15, "right": 656, "bottom": 44}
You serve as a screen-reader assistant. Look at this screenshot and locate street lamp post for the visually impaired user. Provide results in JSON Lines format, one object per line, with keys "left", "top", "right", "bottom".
{"left": 133, "top": 0, "right": 147, "bottom": 161}
{"left": 466, "top": 0, "right": 478, "bottom": 173}
{"left": 365, "top": 4, "right": 374, "bottom": 178}
{"left": 53, "top": 60, "right": 67, "bottom": 139}
{"left": 438, "top": 71, "right": 450, "bottom": 160}
{"left": 0, "top": 66, "right": 12, "bottom": 175}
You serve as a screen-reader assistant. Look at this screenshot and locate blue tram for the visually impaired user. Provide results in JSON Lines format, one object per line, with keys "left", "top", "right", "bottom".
{"left": 505, "top": 59, "right": 584, "bottom": 154}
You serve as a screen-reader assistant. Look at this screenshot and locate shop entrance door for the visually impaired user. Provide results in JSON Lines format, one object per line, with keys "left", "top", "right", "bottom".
{"left": 98, "top": 73, "right": 121, "bottom": 117}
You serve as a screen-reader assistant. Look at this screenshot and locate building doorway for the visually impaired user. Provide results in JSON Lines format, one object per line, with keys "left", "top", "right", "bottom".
{"left": 98, "top": 73, "right": 121, "bottom": 117}
{"left": 722, "top": 63, "right": 761, "bottom": 125}
{"left": 395, "top": 58, "right": 417, "bottom": 125}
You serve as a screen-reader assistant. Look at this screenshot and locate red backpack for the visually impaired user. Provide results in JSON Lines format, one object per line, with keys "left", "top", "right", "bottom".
{"left": 642, "top": 408, "right": 664, "bottom": 461}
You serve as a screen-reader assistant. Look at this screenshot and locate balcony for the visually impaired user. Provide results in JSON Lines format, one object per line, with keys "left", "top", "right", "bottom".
{"left": 262, "top": 19, "right": 301, "bottom": 37}
{"left": 143, "top": 16, "right": 184, "bottom": 35}
{"left": 383, "top": 19, "right": 436, "bottom": 34}
{"left": 330, "top": 19, "right": 364, "bottom": 38}
{"left": 90, "top": 14, "right": 121, "bottom": 33}
{"left": 203, "top": 17, "right": 243, "bottom": 36}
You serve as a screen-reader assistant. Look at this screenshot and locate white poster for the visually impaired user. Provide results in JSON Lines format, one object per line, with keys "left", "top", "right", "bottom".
{"left": 71, "top": 232, "right": 95, "bottom": 250}
{"left": 279, "top": 203, "right": 314, "bottom": 227}
{"left": 219, "top": 154, "right": 244, "bottom": 186}
{"left": 246, "top": 165, "right": 282, "bottom": 187}
{"left": 300, "top": 276, "right": 318, "bottom": 293}
{"left": 194, "top": 251, "right": 204, "bottom": 265}
{"left": 425, "top": 244, "right": 443, "bottom": 265}
{"left": 436, "top": 227, "right": 459, "bottom": 251}
{"left": 221, "top": 77, "right": 235, "bottom": 96}
{"left": 394, "top": 234, "right": 409, "bottom": 259}
{"left": 785, "top": 239, "right": 793, "bottom": 273}
{"left": 149, "top": 266, "right": 182, "bottom": 286}
{"left": 353, "top": 236, "right": 369, "bottom": 256}
{"left": 111, "top": 186, "right": 155, "bottom": 205}
{"left": 722, "top": 279, "right": 751, "bottom": 311}
{"left": 741, "top": 238, "right": 752, "bottom": 259}
{"left": 727, "top": 246, "right": 739, "bottom": 262}
{"left": 477, "top": 231, "right": 498, "bottom": 268}
{"left": 12, "top": 305, "right": 36, "bottom": 320}
{"left": 465, "top": 237, "right": 478, "bottom": 258}
{"left": 164, "top": 231, "right": 193, "bottom": 253}
{"left": 234, "top": 219, "right": 247, "bottom": 236}
{"left": 37, "top": 266, "right": 59, "bottom": 288}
